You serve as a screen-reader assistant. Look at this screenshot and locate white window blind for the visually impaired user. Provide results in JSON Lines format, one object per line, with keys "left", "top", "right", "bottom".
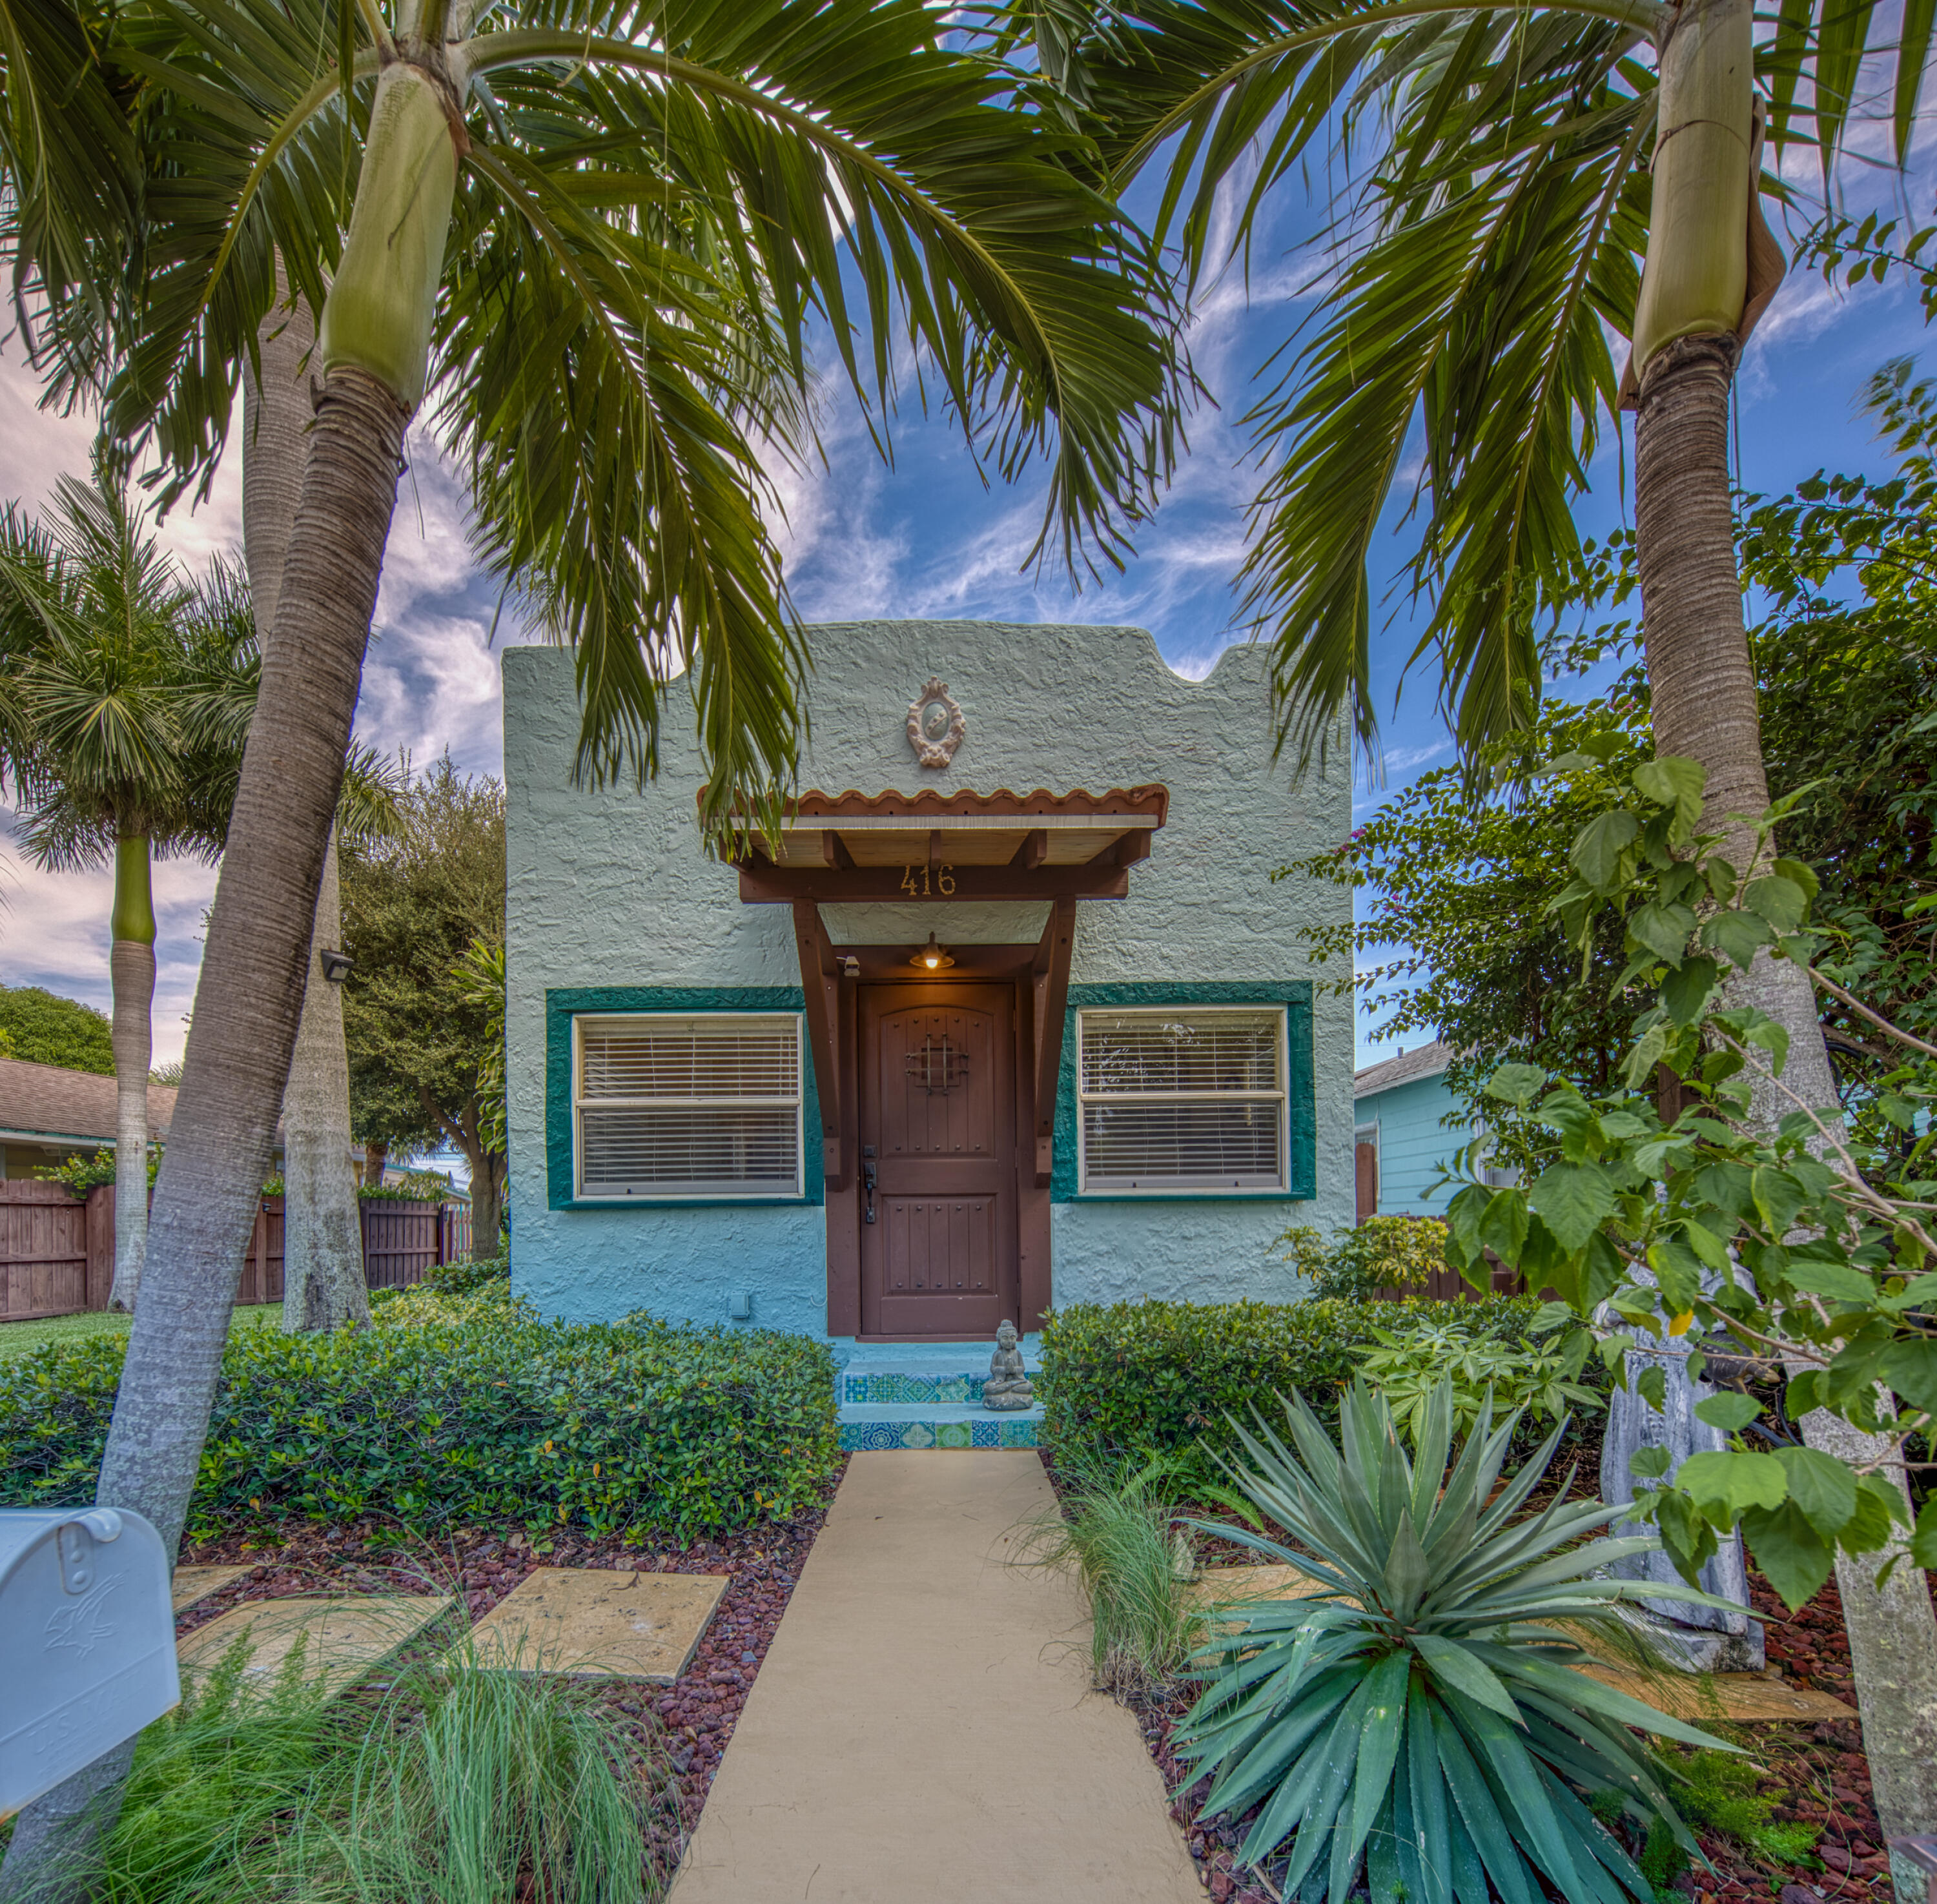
{"left": 1077, "top": 1008, "right": 1287, "bottom": 1193}
{"left": 575, "top": 1015, "right": 803, "bottom": 1198}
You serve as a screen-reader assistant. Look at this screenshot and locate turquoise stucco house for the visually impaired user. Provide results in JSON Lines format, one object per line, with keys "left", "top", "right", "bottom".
{"left": 1351, "top": 1040, "right": 1473, "bottom": 1217}
{"left": 502, "top": 621, "right": 1354, "bottom": 1442}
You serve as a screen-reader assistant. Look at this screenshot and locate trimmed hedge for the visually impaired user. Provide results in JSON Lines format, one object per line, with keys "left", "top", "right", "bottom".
{"left": 0, "top": 1302, "right": 839, "bottom": 1541}
{"left": 1040, "top": 1295, "right": 1549, "bottom": 1480}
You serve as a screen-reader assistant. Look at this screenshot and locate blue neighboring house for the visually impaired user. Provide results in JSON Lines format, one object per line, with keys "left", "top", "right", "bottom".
{"left": 1351, "top": 1041, "right": 1470, "bottom": 1219}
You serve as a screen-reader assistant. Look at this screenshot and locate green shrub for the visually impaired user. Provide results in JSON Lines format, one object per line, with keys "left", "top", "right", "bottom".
{"left": 1178, "top": 1380, "right": 1732, "bottom": 1898}
{"left": 1276, "top": 1214, "right": 1451, "bottom": 1300}
{"left": 420, "top": 1240, "right": 511, "bottom": 1296}
{"left": 1039, "top": 1294, "right": 1545, "bottom": 1484}
{"left": 1360, "top": 1312, "right": 1602, "bottom": 1445}
{"left": 0, "top": 1310, "right": 838, "bottom": 1541}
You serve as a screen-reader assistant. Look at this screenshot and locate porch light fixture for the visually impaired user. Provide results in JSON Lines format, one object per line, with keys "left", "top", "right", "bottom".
{"left": 910, "top": 933, "right": 955, "bottom": 970}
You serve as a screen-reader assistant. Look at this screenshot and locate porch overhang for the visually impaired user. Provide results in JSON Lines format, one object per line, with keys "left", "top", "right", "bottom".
{"left": 727, "top": 785, "right": 1167, "bottom": 903}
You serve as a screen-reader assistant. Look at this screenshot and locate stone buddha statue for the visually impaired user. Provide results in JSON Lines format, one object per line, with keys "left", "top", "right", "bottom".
{"left": 981, "top": 1320, "right": 1034, "bottom": 1412}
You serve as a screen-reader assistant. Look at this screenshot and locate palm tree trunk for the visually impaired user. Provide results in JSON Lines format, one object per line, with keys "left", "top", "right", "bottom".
{"left": 281, "top": 833, "right": 371, "bottom": 1329}
{"left": 245, "top": 267, "right": 370, "bottom": 1334}
{"left": 1629, "top": 10, "right": 1937, "bottom": 1879}
{"left": 0, "top": 367, "right": 410, "bottom": 1904}
{"left": 106, "top": 835, "right": 154, "bottom": 1313}
{"left": 0, "top": 51, "right": 460, "bottom": 1901}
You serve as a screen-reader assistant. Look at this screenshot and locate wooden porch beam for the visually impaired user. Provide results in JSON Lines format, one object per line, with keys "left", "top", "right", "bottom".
{"left": 1082, "top": 830, "right": 1153, "bottom": 873}
{"left": 821, "top": 830, "right": 855, "bottom": 870}
{"left": 1031, "top": 896, "right": 1076, "bottom": 1187}
{"left": 1009, "top": 828, "right": 1049, "bottom": 870}
{"left": 791, "top": 899, "right": 845, "bottom": 1188}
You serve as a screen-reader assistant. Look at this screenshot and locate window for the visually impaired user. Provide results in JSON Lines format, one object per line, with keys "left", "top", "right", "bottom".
{"left": 574, "top": 1014, "right": 803, "bottom": 1200}
{"left": 1076, "top": 1007, "right": 1287, "bottom": 1193}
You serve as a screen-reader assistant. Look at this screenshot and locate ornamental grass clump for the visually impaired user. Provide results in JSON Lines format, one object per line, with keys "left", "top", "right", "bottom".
{"left": 1180, "top": 1379, "right": 1739, "bottom": 1903}
{"left": 1027, "top": 1451, "right": 1207, "bottom": 1694}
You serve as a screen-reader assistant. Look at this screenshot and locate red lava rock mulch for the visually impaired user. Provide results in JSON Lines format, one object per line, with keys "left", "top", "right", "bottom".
{"left": 174, "top": 1457, "right": 845, "bottom": 1857}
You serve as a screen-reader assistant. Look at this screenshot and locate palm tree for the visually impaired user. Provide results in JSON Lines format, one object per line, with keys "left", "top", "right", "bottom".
{"left": 1018, "top": 0, "right": 1937, "bottom": 1878}
{"left": 0, "top": 478, "right": 254, "bottom": 1311}
{"left": 0, "top": 8, "right": 1182, "bottom": 1879}
{"left": 71, "top": 0, "right": 1180, "bottom": 1559}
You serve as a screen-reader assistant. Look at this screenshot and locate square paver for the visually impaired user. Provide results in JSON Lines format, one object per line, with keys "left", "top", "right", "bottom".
{"left": 171, "top": 1564, "right": 250, "bottom": 1612}
{"left": 177, "top": 1595, "right": 455, "bottom": 1696}
{"left": 467, "top": 1567, "right": 728, "bottom": 1681}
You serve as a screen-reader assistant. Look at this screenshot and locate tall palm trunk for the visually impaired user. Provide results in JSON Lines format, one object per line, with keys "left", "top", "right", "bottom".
{"left": 106, "top": 834, "right": 154, "bottom": 1312}
{"left": 0, "top": 65, "right": 455, "bottom": 1898}
{"left": 246, "top": 270, "right": 371, "bottom": 1333}
{"left": 282, "top": 834, "right": 370, "bottom": 1328}
{"left": 1628, "top": 2, "right": 1937, "bottom": 1885}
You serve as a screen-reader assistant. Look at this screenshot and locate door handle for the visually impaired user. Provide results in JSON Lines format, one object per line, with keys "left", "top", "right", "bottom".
{"left": 863, "top": 1146, "right": 877, "bottom": 1225}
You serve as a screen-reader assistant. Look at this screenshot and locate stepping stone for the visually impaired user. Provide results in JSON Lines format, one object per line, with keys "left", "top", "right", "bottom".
{"left": 171, "top": 1564, "right": 250, "bottom": 1612}
{"left": 1187, "top": 1565, "right": 1857, "bottom": 1724}
{"left": 1582, "top": 1664, "right": 1856, "bottom": 1725}
{"left": 1190, "top": 1563, "right": 1329, "bottom": 1605}
{"left": 178, "top": 1594, "right": 455, "bottom": 1697}
{"left": 466, "top": 1566, "right": 728, "bottom": 1681}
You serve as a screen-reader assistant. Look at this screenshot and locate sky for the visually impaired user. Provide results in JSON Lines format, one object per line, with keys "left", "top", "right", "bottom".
{"left": 1, "top": 96, "right": 1932, "bottom": 1077}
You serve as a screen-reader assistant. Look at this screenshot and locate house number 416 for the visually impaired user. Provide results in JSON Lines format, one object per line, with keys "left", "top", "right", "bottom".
{"left": 900, "top": 863, "right": 955, "bottom": 896}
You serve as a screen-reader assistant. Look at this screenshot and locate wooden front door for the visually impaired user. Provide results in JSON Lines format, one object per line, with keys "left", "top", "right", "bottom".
{"left": 859, "top": 983, "right": 1017, "bottom": 1338}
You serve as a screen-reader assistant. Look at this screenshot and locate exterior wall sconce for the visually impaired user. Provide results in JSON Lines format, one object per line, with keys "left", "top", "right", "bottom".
{"left": 318, "top": 949, "right": 354, "bottom": 983}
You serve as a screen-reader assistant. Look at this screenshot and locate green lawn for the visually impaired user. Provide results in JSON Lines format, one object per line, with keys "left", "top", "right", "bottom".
{"left": 0, "top": 1302, "right": 283, "bottom": 1360}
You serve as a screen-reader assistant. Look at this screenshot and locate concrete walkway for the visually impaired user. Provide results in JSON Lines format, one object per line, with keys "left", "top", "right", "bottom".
{"left": 668, "top": 1451, "right": 1202, "bottom": 1904}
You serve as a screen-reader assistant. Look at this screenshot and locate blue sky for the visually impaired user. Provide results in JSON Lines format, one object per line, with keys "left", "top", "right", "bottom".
{"left": 1, "top": 120, "right": 1932, "bottom": 1076}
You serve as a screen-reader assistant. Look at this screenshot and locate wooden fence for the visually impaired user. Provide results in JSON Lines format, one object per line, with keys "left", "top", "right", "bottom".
{"left": 0, "top": 1182, "right": 473, "bottom": 1323}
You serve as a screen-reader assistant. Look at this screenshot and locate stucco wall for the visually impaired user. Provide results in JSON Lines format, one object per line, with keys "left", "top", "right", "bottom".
{"left": 1356, "top": 1072, "right": 1462, "bottom": 1215}
{"left": 504, "top": 620, "right": 1353, "bottom": 1338}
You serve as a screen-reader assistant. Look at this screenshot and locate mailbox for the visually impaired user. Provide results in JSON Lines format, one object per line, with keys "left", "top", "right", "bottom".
{"left": 0, "top": 1508, "right": 179, "bottom": 1819}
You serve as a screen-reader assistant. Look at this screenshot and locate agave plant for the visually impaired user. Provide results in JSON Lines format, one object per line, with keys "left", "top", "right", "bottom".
{"left": 1179, "top": 1379, "right": 1739, "bottom": 1903}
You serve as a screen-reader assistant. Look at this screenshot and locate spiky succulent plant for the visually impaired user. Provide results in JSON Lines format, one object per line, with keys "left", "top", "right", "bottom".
{"left": 1179, "top": 1379, "right": 1740, "bottom": 1903}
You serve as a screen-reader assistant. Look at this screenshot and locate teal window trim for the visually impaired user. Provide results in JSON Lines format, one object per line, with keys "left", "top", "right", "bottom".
{"left": 1050, "top": 983, "right": 1315, "bottom": 1203}
{"left": 546, "top": 987, "right": 825, "bottom": 1211}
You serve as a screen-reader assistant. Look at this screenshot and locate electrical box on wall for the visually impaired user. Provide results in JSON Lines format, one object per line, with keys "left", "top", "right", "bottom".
{"left": 0, "top": 1508, "right": 179, "bottom": 1819}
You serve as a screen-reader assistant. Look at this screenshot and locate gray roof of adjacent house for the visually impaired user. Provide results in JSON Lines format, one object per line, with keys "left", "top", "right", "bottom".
{"left": 0, "top": 1055, "right": 179, "bottom": 1149}
{"left": 1353, "top": 1039, "right": 1453, "bottom": 1099}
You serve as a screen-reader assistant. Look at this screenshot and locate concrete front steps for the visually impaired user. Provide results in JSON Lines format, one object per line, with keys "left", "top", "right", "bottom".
{"left": 836, "top": 1346, "right": 1044, "bottom": 1451}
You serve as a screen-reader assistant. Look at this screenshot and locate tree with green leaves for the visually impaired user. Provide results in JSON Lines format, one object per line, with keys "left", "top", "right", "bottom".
{"left": 0, "top": 984, "right": 115, "bottom": 1074}
{"left": 0, "top": 479, "right": 255, "bottom": 1311}
{"left": 1295, "top": 371, "right": 1937, "bottom": 1169}
{"left": 340, "top": 759, "right": 506, "bottom": 1247}
{"left": 1438, "top": 763, "right": 1937, "bottom": 1896}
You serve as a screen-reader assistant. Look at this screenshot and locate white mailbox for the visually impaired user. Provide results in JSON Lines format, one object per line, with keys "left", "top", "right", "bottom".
{"left": 0, "top": 1508, "right": 179, "bottom": 1819}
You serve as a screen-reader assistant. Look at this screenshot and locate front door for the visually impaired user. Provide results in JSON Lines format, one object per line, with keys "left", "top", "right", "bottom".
{"left": 859, "top": 983, "right": 1017, "bottom": 1338}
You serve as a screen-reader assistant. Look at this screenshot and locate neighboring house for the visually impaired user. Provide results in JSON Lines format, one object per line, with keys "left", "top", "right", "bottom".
{"left": 0, "top": 1054, "right": 299, "bottom": 1182}
{"left": 1352, "top": 1041, "right": 1465, "bottom": 1219}
{"left": 504, "top": 620, "right": 1355, "bottom": 1355}
{"left": 0, "top": 1056, "right": 179, "bottom": 1179}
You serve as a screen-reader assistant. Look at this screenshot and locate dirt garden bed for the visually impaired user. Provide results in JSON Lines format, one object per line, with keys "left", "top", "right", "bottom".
{"left": 175, "top": 1455, "right": 848, "bottom": 1856}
